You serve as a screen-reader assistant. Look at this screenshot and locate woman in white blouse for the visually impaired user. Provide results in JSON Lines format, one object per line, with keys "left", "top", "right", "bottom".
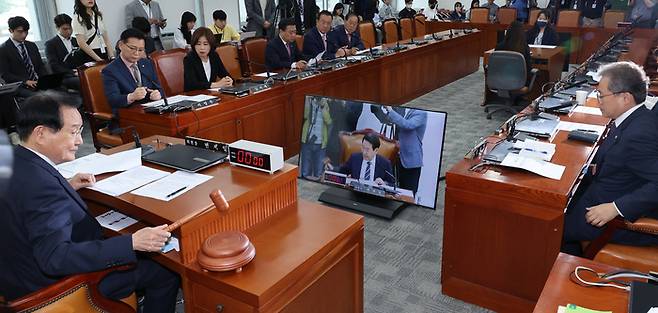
{"left": 173, "top": 11, "right": 196, "bottom": 49}
{"left": 73, "top": 0, "right": 114, "bottom": 62}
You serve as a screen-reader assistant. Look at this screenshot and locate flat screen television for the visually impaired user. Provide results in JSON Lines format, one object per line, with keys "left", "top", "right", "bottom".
{"left": 298, "top": 95, "right": 447, "bottom": 217}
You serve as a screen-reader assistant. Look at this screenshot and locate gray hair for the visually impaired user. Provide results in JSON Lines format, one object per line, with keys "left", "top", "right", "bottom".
{"left": 598, "top": 61, "right": 648, "bottom": 105}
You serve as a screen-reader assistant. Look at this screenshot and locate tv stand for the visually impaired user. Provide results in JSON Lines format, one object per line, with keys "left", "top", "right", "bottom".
{"left": 318, "top": 187, "right": 407, "bottom": 219}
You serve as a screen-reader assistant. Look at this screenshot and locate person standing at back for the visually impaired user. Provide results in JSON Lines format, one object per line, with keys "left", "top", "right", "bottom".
{"left": 511, "top": 0, "right": 528, "bottom": 22}
{"left": 628, "top": 0, "right": 658, "bottom": 28}
{"left": 332, "top": 3, "right": 346, "bottom": 27}
{"left": 173, "top": 11, "right": 196, "bottom": 49}
{"left": 245, "top": 0, "right": 276, "bottom": 37}
{"left": 72, "top": 0, "right": 114, "bottom": 65}
{"left": 125, "top": 0, "right": 166, "bottom": 51}
{"left": 481, "top": 0, "right": 500, "bottom": 22}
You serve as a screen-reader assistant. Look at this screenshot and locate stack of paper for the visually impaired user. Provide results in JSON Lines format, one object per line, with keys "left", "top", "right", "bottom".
{"left": 572, "top": 106, "right": 603, "bottom": 116}
{"left": 57, "top": 148, "right": 142, "bottom": 179}
{"left": 500, "top": 153, "right": 565, "bottom": 180}
{"left": 513, "top": 139, "right": 556, "bottom": 161}
{"left": 89, "top": 166, "right": 169, "bottom": 197}
{"left": 96, "top": 210, "right": 138, "bottom": 231}
{"left": 130, "top": 171, "right": 212, "bottom": 201}
{"left": 141, "top": 95, "right": 190, "bottom": 108}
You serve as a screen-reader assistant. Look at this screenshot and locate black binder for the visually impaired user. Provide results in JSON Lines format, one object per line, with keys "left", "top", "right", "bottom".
{"left": 629, "top": 281, "right": 658, "bottom": 313}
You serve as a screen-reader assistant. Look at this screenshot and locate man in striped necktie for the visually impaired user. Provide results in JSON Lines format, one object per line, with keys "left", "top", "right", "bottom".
{"left": 0, "top": 16, "right": 47, "bottom": 98}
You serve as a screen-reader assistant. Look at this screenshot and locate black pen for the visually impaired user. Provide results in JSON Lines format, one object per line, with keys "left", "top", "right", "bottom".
{"left": 166, "top": 186, "right": 187, "bottom": 198}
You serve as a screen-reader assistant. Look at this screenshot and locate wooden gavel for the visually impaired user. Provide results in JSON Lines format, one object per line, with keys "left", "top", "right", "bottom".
{"left": 164, "top": 189, "right": 229, "bottom": 232}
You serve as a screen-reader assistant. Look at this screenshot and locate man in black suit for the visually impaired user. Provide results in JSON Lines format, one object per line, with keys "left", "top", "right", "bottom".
{"left": 280, "top": 0, "right": 319, "bottom": 34}
{"left": 302, "top": 10, "right": 347, "bottom": 61}
{"left": 265, "top": 18, "right": 308, "bottom": 71}
{"left": 45, "top": 14, "right": 80, "bottom": 91}
{"left": 562, "top": 62, "right": 658, "bottom": 255}
{"left": 326, "top": 13, "right": 365, "bottom": 58}
{"left": 0, "top": 16, "right": 47, "bottom": 98}
{"left": 339, "top": 132, "right": 395, "bottom": 186}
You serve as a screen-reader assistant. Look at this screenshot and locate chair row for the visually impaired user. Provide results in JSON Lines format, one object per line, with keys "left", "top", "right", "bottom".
{"left": 470, "top": 7, "right": 625, "bottom": 29}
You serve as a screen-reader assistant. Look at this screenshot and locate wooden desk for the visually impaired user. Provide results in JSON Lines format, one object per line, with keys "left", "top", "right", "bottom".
{"left": 80, "top": 136, "right": 365, "bottom": 313}
{"left": 534, "top": 253, "right": 628, "bottom": 313}
{"left": 118, "top": 31, "right": 484, "bottom": 159}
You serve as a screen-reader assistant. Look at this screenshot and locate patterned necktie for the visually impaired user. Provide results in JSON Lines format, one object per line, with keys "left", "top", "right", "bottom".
{"left": 322, "top": 33, "right": 327, "bottom": 50}
{"left": 593, "top": 122, "right": 618, "bottom": 168}
{"left": 130, "top": 64, "right": 142, "bottom": 87}
{"left": 19, "top": 43, "right": 38, "bottom": 81}
{"left": 364, "top": 161, "right": 372, "bottom": 180}
{"left": 286, "top": 43, "right": 292, "bottom": 58}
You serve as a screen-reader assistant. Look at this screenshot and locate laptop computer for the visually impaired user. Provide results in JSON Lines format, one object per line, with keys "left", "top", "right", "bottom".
{"left": 142, "top": 144, "right": 228, "bottom": 172}
{"left": 538, "top": 97, "right": 577, "bottom": 113}
{"left": 514, "top": 116, "right": 560, "bottom": 138}
{"left": 0, "top": 81, "right": 21, "bottom": 95}
{"left": 219, "top": 82, "right": 263, "bottom": 95}
{"left": 36, "top": 72, "right": 66, "bottom": 90}
{"left": 483, "top": 139, "right": 515, "bottom": 163}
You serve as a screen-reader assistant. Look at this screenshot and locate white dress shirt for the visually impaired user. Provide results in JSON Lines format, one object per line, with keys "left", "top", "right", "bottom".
{"left": 58, "top": 34, "right": 74, "bottom": 53}
{"left": 359, "top": 156, "right": 376, "bottom": 183}
{"left": 140, "top": 0, "right": 159, "bottom": 38}
{"left": 201, "top": 59, "right": 212, "bottom": 81}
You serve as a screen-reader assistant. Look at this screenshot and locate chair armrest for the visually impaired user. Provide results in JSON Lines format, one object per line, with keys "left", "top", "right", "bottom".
{"left": 624, "top": 217, "right": 658, "bottom": 236}
{"left": 583, "top": 215, "right": 658, "bottom": 259}
{"left": 91, "top": 112, "right": 113, "bottom": 121}
{"left": 527, "top": 68, "right": 540, "bottom": 91}
{"left": 118, "top": 125, "right": 136, "bottom": 144}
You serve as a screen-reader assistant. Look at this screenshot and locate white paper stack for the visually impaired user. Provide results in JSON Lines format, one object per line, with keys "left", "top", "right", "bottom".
{"left": 130, "top": 171, "right": 212, "bottom": 201}
{"left": 96, "top": 210, "right": 138, "bottom": 231}
{"left": 513, "top": 139, "right": 556, "bottom": 161}
{"left": 57, "top": 148, "right": 142, "bottom": 179}
{"left": 500, "top": 154, "right": 565, "bottom": 180}
{"left": 88, "top": 166, "right": 169, "bottom": 197}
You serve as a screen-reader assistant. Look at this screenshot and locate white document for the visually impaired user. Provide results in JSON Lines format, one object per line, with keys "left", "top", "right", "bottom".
{"left": 557, "top": 121, "right": 606, "bottom": 135}
{"left": 586, "top": 70, "right": 602, "bottom": 82}
{"left": 346, "top": 55, "right": 368, "bottom": 61}
{"left": 501, "top": 154, "right": 565, "bottom": 180}
{"left": 513, "top": 139, "right": 556, "bottom": 161}
{"left": 88, "top": 166, "right": 169, "bottom": 197}
{"left": 141, "top": 95, "right": 190, "bottom": 107}
{"left": 130, "top": 171, "right": 212, "bottom": 201}
{"left": 307, "top": 51, "right": 325, "bottom": 66}
{"left": 187, "top": 94, "right": 216, "bottom": 102}
{"left": 96, "top": 210, "right": 138, "bottom": 231}
{"left": 356, "top": 46, "right": 381, "bottom": 55}
{"left": 254, "top": 72, "right": 278, "bottom": 77}
{"left": 573, "top": 106, "right": 603, "bottom": 116}
{"left": 529, "top": 44, "right": 558, "bottom": 49}
{"left": 645, "top": 96, "right": 658, "bottom": 110}
{"left": 57, "top": 148, "right": 142, "bottom": 179}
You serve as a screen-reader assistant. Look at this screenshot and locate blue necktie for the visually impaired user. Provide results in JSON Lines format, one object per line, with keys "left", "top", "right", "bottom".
{"left": 364, "top": 161, "right": 371, "bottom": 180}
{"left": 19, "top": 43, "right": 38, "bottom": 81}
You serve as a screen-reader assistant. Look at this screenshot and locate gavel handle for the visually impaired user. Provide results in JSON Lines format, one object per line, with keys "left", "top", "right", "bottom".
{"left": 164, "top": 206, "right": 214, "bottom": 232}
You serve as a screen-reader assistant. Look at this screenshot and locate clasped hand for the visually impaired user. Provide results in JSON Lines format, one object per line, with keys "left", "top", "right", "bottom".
{"left": 129, "top": 87, "right": 161, "bottom": 102}
{"left": 132, "top": 225, "right": 171, "bottom": 252}
{"left": 585, "top": 202, "right": 619, "bottom": 227}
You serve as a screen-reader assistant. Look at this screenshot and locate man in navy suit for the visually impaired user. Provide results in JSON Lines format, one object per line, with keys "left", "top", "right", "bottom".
{"left": 265, "top": 18, "right": 308, "bottom": 71}
{"left": 327, "top": 13, "right": 365, "bottom": 58}
{"left": 339, "top": 132, "right": 395, "bottom": 186}
{"left": 384, "top": 106, "right": 427, "bottom": 196}
{"left": 303, "top": 10, "right": 347, "bottom": 61}
{"left": 102, "top": 28, "right": 163, "bottom": 130}
{"left": 563, "top": 62, "right": 658, "bottom": 255}
{"left": 0, "top": 16, "right": 47, "bottom": 98}
{"left": 0, "top": 92, "right": 179, "bottom": 312}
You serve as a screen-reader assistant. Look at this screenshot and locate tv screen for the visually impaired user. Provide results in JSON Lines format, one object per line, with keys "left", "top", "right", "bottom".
{"left": 298, "top": 95, "right": 447, "bottom": 209}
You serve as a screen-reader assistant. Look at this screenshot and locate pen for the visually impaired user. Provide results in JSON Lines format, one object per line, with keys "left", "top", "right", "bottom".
{"left": 574, "top": 129, "right": 598, "bottom": 133}
{"left": 166, "top": 186, "right": 187, "bottom": 198}
{"left": 522, "top": 148, "right": 548, "bottom": 154}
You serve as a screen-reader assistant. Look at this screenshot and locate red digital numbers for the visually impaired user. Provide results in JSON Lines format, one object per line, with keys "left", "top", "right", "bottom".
{"left": 235, "top": 149, "right": 264, "bottom": 168}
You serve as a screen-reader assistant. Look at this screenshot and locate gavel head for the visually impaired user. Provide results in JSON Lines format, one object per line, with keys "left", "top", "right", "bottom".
{"left": 209, "top": 189, "right": 230, "bottom": 213}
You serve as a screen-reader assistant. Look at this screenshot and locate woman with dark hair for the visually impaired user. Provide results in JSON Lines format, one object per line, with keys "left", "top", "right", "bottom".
{"left": 526, "top": 10, "right": 559, "bottom": 46}
{"left": 174, "top": 11, "right": 196, "bottom": 49}
{"left": 332, "top": 3, "right": 345, "bottom": 28}
{"left": 467, "top": 0, "right": 480, "bottom": 20}
{"left": 451, "top": 1, "right": 467, "bottom": 20}
{"left": 496, "top": 21, "right": 532, "bottom": 78}
{"left": 72, "top": 0, "right": 113, "bottom": 63}
{"left": 183, "top": 27, "right": 233, "bottom": 91}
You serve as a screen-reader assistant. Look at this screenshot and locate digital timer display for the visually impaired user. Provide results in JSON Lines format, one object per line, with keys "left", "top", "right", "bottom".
{"left": 229, "top": 147, "right": 272, "bottom": 171}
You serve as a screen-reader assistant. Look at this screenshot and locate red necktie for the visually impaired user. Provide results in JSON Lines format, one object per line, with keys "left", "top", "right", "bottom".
{"left": 322, "top": 33, "right": 327, "bottom": 50}
{"left": 286, "top": 43, "right": 291, "bottom": 57}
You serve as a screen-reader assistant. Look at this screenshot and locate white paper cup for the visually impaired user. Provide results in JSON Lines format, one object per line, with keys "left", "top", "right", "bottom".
{"left": 576, "top": 90, "right": 589, "bottom": 105}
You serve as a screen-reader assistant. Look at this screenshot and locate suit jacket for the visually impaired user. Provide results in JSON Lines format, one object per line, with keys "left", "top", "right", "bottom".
{"left": 0, "top": 146, "right": 135, "bottom": 300}
{"left": 0, "top": 39, "right": 47, "bottom": 83}
{"left": 279, "top": 0, "right": 319, "bottom": 33}
{"left": 386, "top": 108, "right": 428, "bottom": 169}
{"left": 101, "top": 57, "right": 163, "bottom": 112}
{"left": 125, "top": 0, "right": 164, "bottom": 37}
{"left": 265, "top": 37, "right": 303, "bottom": 71}
{"left": 398, "top": 8, "right": 417, "bottom": 19}
{"left": 570, "top": 106, "right": 658, "bottom": 222}
{"left": 355, "top": 0, "right": 377, "bottom": 21}
{"left": 303, "top": 27, "right": 329, "bottom": 61}
{"left": 526, "top": 25, "right": 560, "bottom": 46}
{"left": 326, "top": 25, "right": 365, "bottom": 56}
{"left": 245, "top": 0, "right": 276, "bottom": 37}
{"left": 183, "top": 51, "right": 230, "bottom": 91}
{"left": 339, "top": 153, "right": 395, "bottom": 185}
{"left": 45, "top": 35, "right": 79, "bottom": 74}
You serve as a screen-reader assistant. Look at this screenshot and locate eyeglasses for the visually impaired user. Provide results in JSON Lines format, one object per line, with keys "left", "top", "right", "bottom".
{"left": 594, "top": 90, "right": 623, "bottom": 102}
{"left": 69, "top": 126, "right": 84, "bottom": 137}
{"left": 124, "top": 44, "right": 145, "bottom": 53}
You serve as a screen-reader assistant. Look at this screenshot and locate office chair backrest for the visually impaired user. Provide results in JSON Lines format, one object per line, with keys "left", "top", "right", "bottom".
{"left": 338, "top": 129, "right": 399, "bottom": 166}
{"left": 414, "top": 15, "right": 426, "bottom": 36}
{"left": 79, "top": 61, "right": 121, "bottom": 150}
{"left": 469, "top": 8, "right": 489, "bottom": 23}
{"left": 497, "top": 7, "right": 517, "bottom": 25}
{"left": 359, "top": 21, "right": 376, "bottom": 49}
{"left": 216, "top": 43, "right": 242, "bottom": 79}
{"left": 243, "top": 37, "right": 268, "bottom": 75}
{"left": 528, "top": 8, "right": 541, "bottom": 25}
{"left": 557, "top": 9, "right": 580, "bottom": 27}
{"left": 399, "top": 18, "right": 414, "bottom": 40}
{"left": 487, "top": 51, "right": 527, "bottom": 93}
{"left": 150, "top": 48, "right": 186, "bottom": 96}
{"left": 383, "top": 19, "right": 399, "bottom": 43}
{"left": 294, "top": 34, "right": 304, "bottom": 52}
{"left": 603, "top": 10, "right": 626, "bottom": 29}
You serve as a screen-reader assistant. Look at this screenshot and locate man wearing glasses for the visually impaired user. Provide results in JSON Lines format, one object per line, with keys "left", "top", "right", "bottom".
{"left": 102, "top": 28, "right": 163, "bottom": 131}
{"left": 562, "top": 61, "right": 658, "bottom": 255}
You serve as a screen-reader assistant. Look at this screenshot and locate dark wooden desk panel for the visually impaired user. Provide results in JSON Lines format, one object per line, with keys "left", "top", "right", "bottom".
{"left": 533, "top": 253, "right": 628, "bottom": 313}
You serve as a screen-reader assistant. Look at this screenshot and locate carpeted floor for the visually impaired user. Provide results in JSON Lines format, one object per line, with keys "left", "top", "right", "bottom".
{"left": 75, "top": 65, "right": 512, "bottom": 312}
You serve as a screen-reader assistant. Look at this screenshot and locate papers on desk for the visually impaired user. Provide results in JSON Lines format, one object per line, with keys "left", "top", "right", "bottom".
{"left": 500, "top": 153, "right": 565, "bottom": 180}
{"left": 57, "top": 148, "right": 142, "bottom": 179}
{"left": 130, "top": 170, "right": 212, "bottom": 201}
{"left": 572, "top": 106, "right": 602, "bottom": 116}
{"left": 557, "top": 121, "right": 606, "bottom": 137}
{"left": 141, "top": 95, "right": 217, "bottom": 108}
{"left": 254, "top": 72, "right": 277, "bottom": 77}
{"left": 557, "top": 304, "right": 611, "bottom": 313}
{"left": 346, "top": 55, "right": 369, "bottom": 61}
{"left": 645, "top": 95, "right": 658, "bottom": 110}
{"left": 88, "top": 166, "right": 169, "bottom": 197}
{"left": 529, "top": 44, "right": 558, "bottom": 49}
{"left": 586, "top": 71, "right": 602, "bottom": 82}
{"left": 513, "top": 139, "right": 556, "bottom": 161}
{"left": 96, "top": 210, "right": 138, "bottom": 231}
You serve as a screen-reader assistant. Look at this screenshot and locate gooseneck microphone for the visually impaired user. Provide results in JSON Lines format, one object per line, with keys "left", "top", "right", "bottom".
{"left": 140, "top": 62, "right": 169, "bottom": 108}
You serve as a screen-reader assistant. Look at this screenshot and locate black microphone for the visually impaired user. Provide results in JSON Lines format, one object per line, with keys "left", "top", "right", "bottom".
{"left": 239, "top": 58, "right": 274, "bottom": 86}
{"left": 384, "top": 169, "right": 397, "bottom": 192}
{"left": 132, "top": 128, "right": 155, "bottom": 156}
{"left": 139, "top": 62, "right": 169, "bottom": 108}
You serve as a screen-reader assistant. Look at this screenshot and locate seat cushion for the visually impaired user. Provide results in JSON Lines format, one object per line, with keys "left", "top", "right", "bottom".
{"left": 595, "top": 244, "right": 658, "bottom": 273}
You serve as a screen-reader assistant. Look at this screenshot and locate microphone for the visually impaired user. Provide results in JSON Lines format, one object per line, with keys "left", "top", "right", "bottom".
{"left": 132, "top": 128, "right": 155, "bottom": 156}
{"left": 384, "top": 169, "right": 397, "bottom": 191}
{"left": 239, "top": 58, "right": 274, "bottom": 86}
{"left": 435, "top": 13, "right": 454, "bottom": 38}
{"left": 139, "top": 62, "right": 169, "bottom": 108}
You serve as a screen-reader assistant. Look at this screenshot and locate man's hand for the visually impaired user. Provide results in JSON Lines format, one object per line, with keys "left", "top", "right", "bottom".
{"left": 68, "top": 173, "right": 96, "bottom": 190}
{"left": 296, "top": 60, "right": 308, "bottom": 70}
{"left": 585, "top": 202, "right": 620, "bottom": 227}
{"left": 375, "top": 177, "right": 385, "bottom": 186}
{"left": 129, "top": 87, "right": 148, "bottom": 102}
{"left": 132, "top": 225, "right": 171, "bottom": 252}
{"left": 264, "top": 20, "right": 272, "bottom": 28}
{"left": 148, "top": 18, "right": 158, "bottom": 25}
{"left": 350, "top": 47, "right": 358, "bottom": 55}
{"left": 336, "top": 47, "right": 347, "bottom": 57}
{"left": 148, "top": 88, "right": 162, "bottom": 100}
{"left": 25, "top": 80, "right": 37, "bottom": 89}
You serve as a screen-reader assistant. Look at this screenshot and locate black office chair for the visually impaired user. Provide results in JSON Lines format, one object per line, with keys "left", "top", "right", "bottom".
{"left": 484, "top": 51, "right": 539, "bottom": 119}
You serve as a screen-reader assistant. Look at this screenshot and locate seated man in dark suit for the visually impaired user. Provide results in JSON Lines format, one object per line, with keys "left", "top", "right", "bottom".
{"left": 562, "top": 61, "right": 658, "bottom": 255}
{"left": 339, "top": 132, "right": 395, "bottom": 186}
{"left": 265, "top": 18, "right": 307, "bottom": 71}
{"left": 0, "top": 92, "right": 179, "bottom": 312}
{"left": 45, "top": 13, "right": 80, "bottom": 91}
{"left": 102, "top": 28, "right": 163, "bottom": 129}
{"left": 0, "top": 16, "right": 47, "bottom": 98}
{"left": 326, "top": 13, "right": 365, "bottom": 58}
{"left": 303, "top": 10, "right": 347, "bottom": 61}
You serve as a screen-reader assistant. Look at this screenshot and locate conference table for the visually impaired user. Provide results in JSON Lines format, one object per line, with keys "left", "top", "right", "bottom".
{"left": 79, "top": 136, "right": 365, "bottom": 313}
{"left": 119, "top": 30, "right": 484, "bottom": 159}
